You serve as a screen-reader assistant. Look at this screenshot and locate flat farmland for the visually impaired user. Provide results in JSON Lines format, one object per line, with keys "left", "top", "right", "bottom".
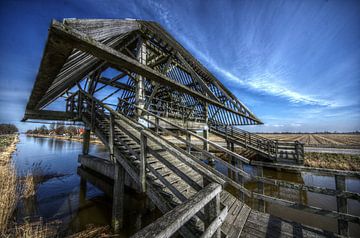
{"left": 257, "top": 133, "right": 360, "bottom": 149}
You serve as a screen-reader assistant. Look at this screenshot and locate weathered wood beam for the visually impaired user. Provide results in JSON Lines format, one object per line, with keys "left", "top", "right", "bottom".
{"left": 140, "top": 21, "right": 262, "bottom": 124}
{"left": 97, "top": 77, "right": 134, "bottom": 92}
{"left": 130, "top": 183, "right": 222, "bottom": 238}
{"left": 25, "top": 34, "right": 73, "bottom": 110}
{"left": 49, "top": 20, "right": 254, "bottom": 120}
{"left": 23, "top": 109, "right": 77, "bottom": 121}
{"left": 176, "top": 52, "right": 218, "bottom": 101}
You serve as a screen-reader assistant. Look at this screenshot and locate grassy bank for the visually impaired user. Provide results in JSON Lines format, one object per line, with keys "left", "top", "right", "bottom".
{"left": 0, "top": 134, "right": 19, "bottom": 232}
{"left": 304, "top": 152, "right": 360, "bottom": 171}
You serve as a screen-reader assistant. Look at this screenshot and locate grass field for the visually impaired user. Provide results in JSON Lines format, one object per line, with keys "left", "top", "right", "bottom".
{"left": 304, "top": 152, "right": 360, "bottom": 171}
{"left": 257, "top": 133, "right": 360, "bottom": 149}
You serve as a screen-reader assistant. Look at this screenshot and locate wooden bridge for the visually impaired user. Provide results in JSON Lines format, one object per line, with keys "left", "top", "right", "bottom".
{"left": 23, "top": 19, "right": 359, "bottom": 237}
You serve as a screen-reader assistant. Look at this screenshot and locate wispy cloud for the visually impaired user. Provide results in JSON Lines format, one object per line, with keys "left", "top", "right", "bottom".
{"left": 147, "top": 0, "right": 355, "bottom": 109}
{"left": 210, "top": 64, "right": 333, "bottom": 106}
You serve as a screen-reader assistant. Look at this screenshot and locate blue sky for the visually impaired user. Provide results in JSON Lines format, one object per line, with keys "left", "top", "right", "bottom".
{"left": 0, "top": 0, "right": 359, "bottom": 132}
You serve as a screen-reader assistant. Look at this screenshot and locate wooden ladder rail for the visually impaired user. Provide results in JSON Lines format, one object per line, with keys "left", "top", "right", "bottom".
{"left": 130, "top": 183, "right": 227, "bottom": 238}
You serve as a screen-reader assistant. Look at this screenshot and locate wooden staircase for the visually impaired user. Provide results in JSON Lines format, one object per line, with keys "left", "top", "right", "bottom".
{"left": 210, "top": 123, "right": 304, "bottom": 164}
{"left": 79, "top": 94, "right": 250, "bottom": 238}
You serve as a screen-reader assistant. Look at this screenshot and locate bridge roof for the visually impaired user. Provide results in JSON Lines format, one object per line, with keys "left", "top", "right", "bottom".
{"left": 24, "top": 18, "right": 262, "bottom": 125}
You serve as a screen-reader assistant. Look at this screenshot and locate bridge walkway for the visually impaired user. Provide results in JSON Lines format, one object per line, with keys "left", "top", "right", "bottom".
{"left": 74, "top": 90, "right": 338, "bottom": 238}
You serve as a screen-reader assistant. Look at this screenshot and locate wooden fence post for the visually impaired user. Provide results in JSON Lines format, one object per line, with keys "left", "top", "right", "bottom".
{"left": 112, "top": 162, "right": 125, "bottom": 233}
{"left": 257, "top": 166, "right": 265, "bottom": 212}
{"left": 335, "top": 175, "right": 348, "bottom": 236}
{"left": 109, "top": 114, "right": 115, "bottom": 162}
{"left": 238, "top": 161, "right": 244, "bottom": 202}
{"left": 204, "top": 179, "right": 221, "bottom": 238}
{"left": 140, "top": 132, "right": 147, "bottom": 193}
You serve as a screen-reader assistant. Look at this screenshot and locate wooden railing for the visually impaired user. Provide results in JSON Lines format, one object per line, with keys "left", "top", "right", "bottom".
{"left": 67, "top": 91, "right": 360, "bottom": 236}
{"left": 70, "top": 90, "right": 228, "bottom": 236}
{"left": 131, "top": 183, "right": 227, "bottom": 238}
{"left": 210, "top": 123, "right": 304, "bottom": 163}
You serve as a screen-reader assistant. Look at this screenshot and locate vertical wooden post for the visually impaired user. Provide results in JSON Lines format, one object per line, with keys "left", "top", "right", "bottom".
{"left": 226, "top": 140, "right": 232, "bottom": 177}
{"left": 109, "top": 114, "right": 115, "bottom": 162}
{"left": 256, "top": 166, "right": 265, "bottom": 212}
{"left": 275, "top": 140, "right": 278, "bottom": 162}
{"left": 155, "top": 117, "right": 159, "bottom": 134}
{"left": 140, "top": 132, "right": 147, "bottom": 193}
{"left": 335, "top": 175, "right": 348, "bottom": 236}
{"left": 186, "top": 133, "right": 191, "bottom": 154}
{"left": 112, "top": 162, "right": 125, "bottom": 233}
{"left": 91, "top": 99, "right": 95, "bottom": 131}
{"left": 78, "top": 92, "right": 82, "bottom": 119}
{"left": 295, "top": 141, "right": 299, "bottom": 164}
{"left": 230, "top": 142, "right": 235, "bottom": 165}
{"left": 82, "top": 128, "right": 91, "bottom": 155}
{"left": 204, "top": 179, "right": 221, "bottom": 238}
{"left": 203, "top": 127, "right": 212, "bottom": 164}
{"left": 135, "top": 41, "right": 146, "bottom": 120}
{"left": 238, "top": 161, "right": 244, "bottom": 201}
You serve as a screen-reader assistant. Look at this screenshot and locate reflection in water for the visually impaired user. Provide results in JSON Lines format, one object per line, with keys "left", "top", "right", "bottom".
{"left": 13, "top": 134, "right": 160, "bottom": 237}
{"left": 13, "top": 135, "right": 360, "bottom": 236}
{"left": 210, "top": 152, "right": 360, "bottom": 236}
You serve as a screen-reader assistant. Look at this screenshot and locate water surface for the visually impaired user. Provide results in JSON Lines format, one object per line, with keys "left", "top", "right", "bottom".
{"left": 13, "top": 134, "right": 160, "bottom": 237}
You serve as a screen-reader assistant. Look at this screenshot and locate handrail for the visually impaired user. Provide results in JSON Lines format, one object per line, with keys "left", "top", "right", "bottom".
{"left": 130, "top": 183, "right": 226, "bottom": 238}
{"left": 70, "top": 90, "right": 360, "bottom": 236}
{"left": 118, "top": 98, "right": 250, "bottom": 164}
{"left": 210, "top": 122, "right": 304, "bottom": 162}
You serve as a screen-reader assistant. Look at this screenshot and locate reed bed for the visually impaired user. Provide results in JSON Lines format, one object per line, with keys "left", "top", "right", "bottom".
{"left": 0, "top": 135, "right": 19, "bottom": 233}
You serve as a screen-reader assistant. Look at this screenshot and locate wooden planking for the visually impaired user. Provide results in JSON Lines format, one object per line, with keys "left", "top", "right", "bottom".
{"left": 76, "top": 93, "right": 341, "bottom": 238}
{"left": 63, "top": 18, "right": 140, "bottom": 41}
{"left": 240, "top": 210, "right": 332, "bottom": 238}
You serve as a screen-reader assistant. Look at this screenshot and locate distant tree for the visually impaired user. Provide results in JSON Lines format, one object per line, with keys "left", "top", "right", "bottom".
{"left": 49, "top": 123, "right": 55, "bottom": 131}
{"left": 37, "top": 125, "right": 49, "bottom": 135}
{"left": 26, "top": 129, "right": 33, "bottom": 134}
{"left": 66, "top": 126, "right": 77, "bottom": 136}
{"left": 55, "top": 125, "right": 65, "bottom": 135}
{"left": 0, "top": 124, "right": 18, "bottom": 134}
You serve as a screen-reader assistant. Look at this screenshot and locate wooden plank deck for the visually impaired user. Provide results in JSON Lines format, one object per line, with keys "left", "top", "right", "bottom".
{"left": 79, "top": 110, "right": 335, "bottom": 238}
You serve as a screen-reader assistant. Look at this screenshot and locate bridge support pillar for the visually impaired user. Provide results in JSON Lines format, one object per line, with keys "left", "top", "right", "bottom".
{"left": 82, "top": 128, "right": 91, "bottom": 155}
{"left": 112, "top": 162, "right": 125, "bottom": 233}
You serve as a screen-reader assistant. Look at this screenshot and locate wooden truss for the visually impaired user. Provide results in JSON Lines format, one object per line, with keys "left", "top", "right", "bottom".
{"left": 23, "top": 18, "right": 262, "bottom": 125}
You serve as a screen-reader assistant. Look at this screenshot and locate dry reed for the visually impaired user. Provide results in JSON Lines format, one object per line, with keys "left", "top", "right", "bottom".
{"left": 13, "top": 219, "right": 60, "bottom": 238}
{"left": 0, "top": 135, "right": 19, "bottom": 233}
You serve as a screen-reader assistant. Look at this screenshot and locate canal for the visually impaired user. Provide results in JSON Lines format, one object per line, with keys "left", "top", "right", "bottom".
{"left": 12, "top": 134, "right": 360, "bottom": 236}
{"left": 12, "top": 134, "right": 161, "bottom": 237}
